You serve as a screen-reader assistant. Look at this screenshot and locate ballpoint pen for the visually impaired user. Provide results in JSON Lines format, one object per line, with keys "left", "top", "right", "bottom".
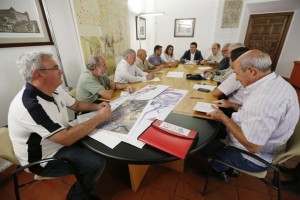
{"left": 190, "top": 97, "right": 204, "bottom": 99}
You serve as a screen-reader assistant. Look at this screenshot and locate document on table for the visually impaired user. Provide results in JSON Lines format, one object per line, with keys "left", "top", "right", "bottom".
{"left": 193, "top": 84, "right": 217, "bottom": 91}
{"left": 198, "top": 66, "right": 212, "bottom": 71}
{"left": 166, "top": 71, "right": 184, "bottom": 78}
{"left": 193, "top": 102, "right": 215, "bottom": 113}
{"left": 143, "top": 77, "right": 161, "bottom": 82}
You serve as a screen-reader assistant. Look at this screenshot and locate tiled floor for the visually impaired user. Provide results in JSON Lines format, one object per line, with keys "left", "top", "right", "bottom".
{"left": 1, "top": 154, "right": 300, "bottom": 200}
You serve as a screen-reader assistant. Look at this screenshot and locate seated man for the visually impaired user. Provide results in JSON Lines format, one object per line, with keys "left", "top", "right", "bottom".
{"left": 204, "top": 43, "right": 245, "bottom": 83}
{"left": 212, "top": 47, "right": 249, "bottom": 110}
{"left": 148, "top": 45, "right": 171, "bottom": 68}
{"left": 8, "top": 51, "right": 112, "bottom": 200}
{"left": 215, "top": 43, "right": 230, "bottom": 70}
{"left": 76, "top": 55, "right": 134, "bottom": 103}
{"left": 114, "top": 49, "right": 155, "bottom": 83}
{"left": 180, "top": 42, "right": 203, "bottom": 64}
{"left": 135, "top": 49, "right": 162, "bottom": 72}
{"left": 202, "top": 50, "right": 299, "bottom": 181}
{"left": 200, "top": 43, "right": 223, "bottom": 66}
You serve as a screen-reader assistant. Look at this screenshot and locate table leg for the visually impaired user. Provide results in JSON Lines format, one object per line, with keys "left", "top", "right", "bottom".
{"left": 159, "top": 159, "right": 184, "bottom": 172}
{"left": 128, "top": 164, "right": 150, "bottom": 192}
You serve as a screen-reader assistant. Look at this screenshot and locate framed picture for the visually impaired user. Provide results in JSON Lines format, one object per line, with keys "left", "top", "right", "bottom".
{"left": 136, "top": 16, "right": 146, "bottom": 40}
{"left": 174, "top": 18, "right": 195, "bottom": 37}
{"left": 0, "top": 0, "right": 53, "bottom": 48}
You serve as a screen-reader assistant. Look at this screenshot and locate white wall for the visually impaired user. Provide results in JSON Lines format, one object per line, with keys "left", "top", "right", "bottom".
{"left": 154, "top": 0, "right": 220, "bottom": 60}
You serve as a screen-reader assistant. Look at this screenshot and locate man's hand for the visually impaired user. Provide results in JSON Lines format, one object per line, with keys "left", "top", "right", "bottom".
{"left": 97, "top": 106, "right": 112, "bottom": 121}
{"left": 124, "top": 85, "right": 134, "bottom": 93}
{"left": 207, "top": 105, "right": 226, "bottom": 122}
{"left": 146, "top": 72, "right": 155, "bottom": 80}
{"left": 203, "top": 71, "right": 213, "bottom": 78}
{"left": 213, "top": 99, "right": 231, "bottom": 108}
{"left": 97, "top": 101, "right": 111, "bottom": 109}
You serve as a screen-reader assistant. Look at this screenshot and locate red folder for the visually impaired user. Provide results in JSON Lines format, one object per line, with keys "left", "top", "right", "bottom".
{"left": 138, "top": 119, "right": 198, "bottom": 159}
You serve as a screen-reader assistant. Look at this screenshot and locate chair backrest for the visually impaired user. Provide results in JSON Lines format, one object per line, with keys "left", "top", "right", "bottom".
{"left": 0, "top": 127, "right": 20, "bottom": 165}
{"left": 272, "top": 121, "right": 300, "bottom": 164}
{"left": 69, "top": 88, "right": 76, "bottom": 98}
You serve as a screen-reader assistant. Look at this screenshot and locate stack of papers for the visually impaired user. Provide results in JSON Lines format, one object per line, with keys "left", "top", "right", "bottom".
{"left": 193, "top": 102, "right": 215, "bottom": 113}
{"left": 193, "top": 84, "right": 217, "bottom": 91}
{"left": 198, "top": 66, "right": 212, "bottom": 71}
{"left": 166, "top": 71, "right": 184, "bottom": 78}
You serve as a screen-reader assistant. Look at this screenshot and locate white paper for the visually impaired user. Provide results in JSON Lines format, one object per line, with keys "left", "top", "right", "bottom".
{"left": 88, "top": 129, "right": 121, "bottom": 149}
{"left": 193, "top": 102, "right": 215, "bottom": 113}
{"left": 143, "top": 77, "right": 161, "bottom": 82}
{"left": 166, "top": 71, "right": 184, "bottom": 78}
{"left": 131, "top": 85, "right": 169, "bottom": 100}
{"left": 193, "top": 84, "right": 217, "bottom": 91}
{"left": 184, "top": 61, "right": 196, "bottom": 65}
{"left": 198, "top": 66, "right": 212, "bottom": 71}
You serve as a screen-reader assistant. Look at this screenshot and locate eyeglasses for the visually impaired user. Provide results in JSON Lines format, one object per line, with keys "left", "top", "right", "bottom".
{"left": 38, "top": 65, "right": 60, "bottom": 71}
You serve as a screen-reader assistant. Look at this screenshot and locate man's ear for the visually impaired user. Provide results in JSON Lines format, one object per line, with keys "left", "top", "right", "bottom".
{"left": 248, "top": 66, "right": 257, "bottom": 76}
{"left": 32, "top": 70, "right": 42, "bottom": 79}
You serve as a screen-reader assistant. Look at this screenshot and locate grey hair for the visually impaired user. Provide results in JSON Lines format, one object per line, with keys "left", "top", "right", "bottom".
{"left": 16, "top": 51, "right": 53, "bottom": 82}
{"left": 122, "top": 49, "right": 136, "bottom": 59}
{"left": 239, "top": 51, "right": 272, "bottom": 72}
{"left": 86, "top": 55, "right": 104, "bottom": 70}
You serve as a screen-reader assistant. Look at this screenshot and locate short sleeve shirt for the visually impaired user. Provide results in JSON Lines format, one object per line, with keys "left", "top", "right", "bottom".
{"left": 8, "top": 83, "right": 76, "bottom": 167}
{"left": 76, "top": 69, "right": 110, "bottom": 103}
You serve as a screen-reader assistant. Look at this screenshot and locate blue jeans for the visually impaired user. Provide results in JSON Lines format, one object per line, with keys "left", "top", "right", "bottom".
{"left": 201, "top": 139, "right": 268, "bottom": 173}
{"left": 38, "top": 143, "right": 106, "bottom": 200}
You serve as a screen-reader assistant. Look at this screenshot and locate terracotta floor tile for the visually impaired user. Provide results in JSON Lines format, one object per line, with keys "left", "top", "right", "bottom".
{"left": 143, "top": 187, "right": 173, "bottom": 200}
{"left": 236, "top": 173, "right": 269, "bottom": 194}
{"left": 146, "top": 165, "right": 179, "bottom": 194}
{"left": 238, "top": 187, "right": 271, "bottom": 200}
{"left": 1, "top": 159, "right": 299, "bottom": 200}
{"left": 205, "top": 181, "right": 238, "bottom": 200}
{"left": 110, "top": 183, "right": 146, "bottom": 200}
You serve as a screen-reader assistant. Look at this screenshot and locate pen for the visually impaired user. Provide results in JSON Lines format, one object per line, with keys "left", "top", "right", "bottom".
{"left": 197, "top": 83, "right": 206, "bottom": 85}
{"left": 190, "top": 97, "right": 204, "bottom": 99}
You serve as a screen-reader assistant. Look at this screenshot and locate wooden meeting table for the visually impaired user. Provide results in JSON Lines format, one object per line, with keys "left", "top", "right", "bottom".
{"left": 81, "top": 64, "right": 219, "bottom": 191}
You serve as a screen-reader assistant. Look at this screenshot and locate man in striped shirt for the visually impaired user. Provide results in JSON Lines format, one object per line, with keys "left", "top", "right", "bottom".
{"left": 203, "top": 49, "right": 299, "bottom": 181}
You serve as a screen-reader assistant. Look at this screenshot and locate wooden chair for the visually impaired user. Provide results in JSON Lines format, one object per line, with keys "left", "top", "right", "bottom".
{"left": 0, "top": 127, "right": 89, "bottom": 200}
{"left": 203, "top": 121, "right": 300, "bottom": 200}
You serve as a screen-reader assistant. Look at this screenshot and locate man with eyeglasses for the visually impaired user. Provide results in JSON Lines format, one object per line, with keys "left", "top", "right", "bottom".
{"left": 77, "top": 54, "right": 134, "bottom": 103}
{"left": 8, "top": 51, "right": 111, "bottom": 200}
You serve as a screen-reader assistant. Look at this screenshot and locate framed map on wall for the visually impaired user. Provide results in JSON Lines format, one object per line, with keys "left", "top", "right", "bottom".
{"left": 70, "top": 0, "right": 130, "bottom": 76}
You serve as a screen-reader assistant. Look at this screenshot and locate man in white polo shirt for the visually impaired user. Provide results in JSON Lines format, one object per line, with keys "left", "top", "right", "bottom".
{"left": 202, "top": 50, "right": 299, "bottom": 181}
{"left": 8, "top": 51, "right": 112, "bottom": 200}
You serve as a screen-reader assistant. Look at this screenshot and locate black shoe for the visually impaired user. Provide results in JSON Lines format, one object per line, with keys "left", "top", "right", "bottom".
{"left": 226, "top": 168, "right": 240, "bottom": 177}
{"left": 209, "top": 171, "right": 228, "bottom": 182}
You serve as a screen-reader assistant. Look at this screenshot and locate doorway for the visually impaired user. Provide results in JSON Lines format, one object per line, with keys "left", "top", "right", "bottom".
{"left": 244, "top": 12, "right": 293, "bottom": 71}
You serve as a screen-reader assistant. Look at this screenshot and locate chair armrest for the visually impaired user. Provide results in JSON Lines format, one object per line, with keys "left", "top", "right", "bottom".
{"left": 13, "top": 157, "right": 75, "bottom": 176}
{"left": 213, "top": 145, "right": 279, "bottom": 171}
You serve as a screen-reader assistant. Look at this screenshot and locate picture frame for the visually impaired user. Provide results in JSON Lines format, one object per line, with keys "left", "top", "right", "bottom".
{"left": 174, "top": 18, "right": 195, "bottom": 37}
{"left": 136, "top": 16, "right": 146, "bottom": 40}
{"left": 0, "top": 0, "right": 53, "bottom": 48}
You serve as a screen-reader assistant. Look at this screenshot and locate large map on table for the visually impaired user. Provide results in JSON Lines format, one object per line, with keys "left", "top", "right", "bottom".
{"left": 71, "top": 0, "right": 130, "bottom": 76}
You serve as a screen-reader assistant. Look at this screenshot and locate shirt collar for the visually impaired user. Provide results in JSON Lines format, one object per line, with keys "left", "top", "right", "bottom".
{"left": 245, "top": 72, "right": 277, "bottom": 93}
{"left": 25, "top": 82, "right": 57, "bottom": 102}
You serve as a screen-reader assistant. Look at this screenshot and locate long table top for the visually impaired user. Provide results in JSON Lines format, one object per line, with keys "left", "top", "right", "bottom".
{"left": 104, "top": 64, "right": 218, "bottom": 119}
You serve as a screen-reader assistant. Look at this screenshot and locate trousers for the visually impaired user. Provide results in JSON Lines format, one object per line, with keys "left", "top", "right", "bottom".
{"left": 38, "top": 143, "right": 106, "bottom": 200}
{"left": 201, "top": 139, "right": 268, "bottom": 173}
